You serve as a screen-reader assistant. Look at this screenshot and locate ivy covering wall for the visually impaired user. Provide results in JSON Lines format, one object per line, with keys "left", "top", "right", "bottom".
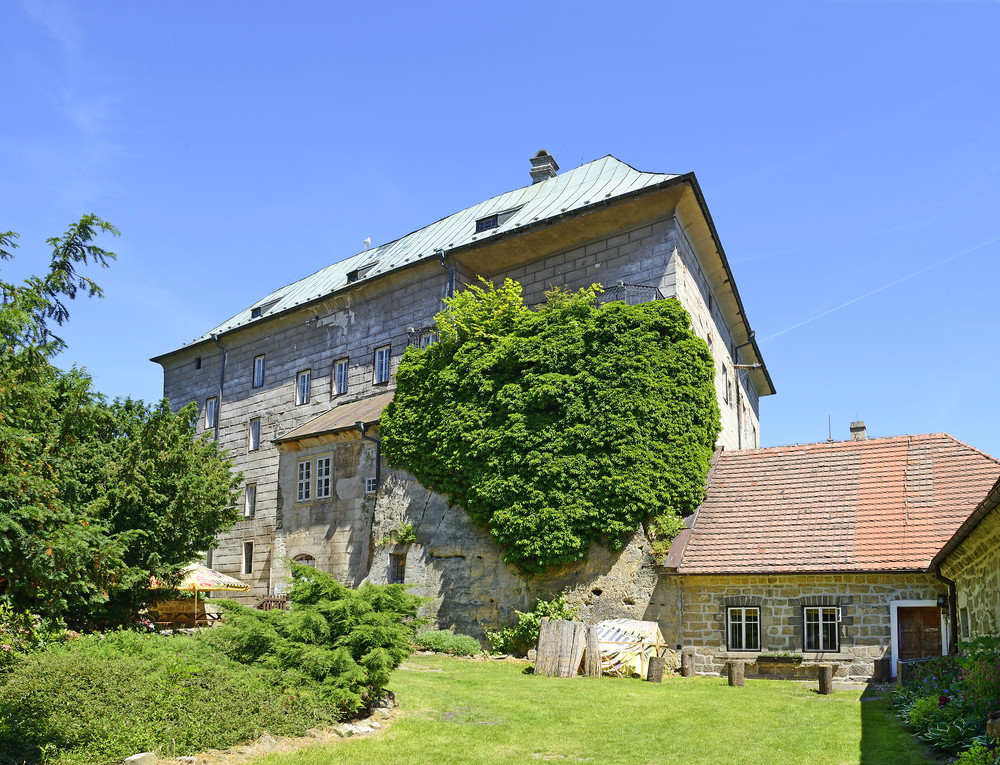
{"left": 380, "top": 280, "right": 720, "bottom": 574}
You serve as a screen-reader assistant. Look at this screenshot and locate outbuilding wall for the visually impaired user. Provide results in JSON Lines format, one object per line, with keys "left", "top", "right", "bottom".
{"left": 940, "top": 507, "right": 1000, "bottom": 640}
{"left": 656, "top": 573, "right": 947, "bottom": 682}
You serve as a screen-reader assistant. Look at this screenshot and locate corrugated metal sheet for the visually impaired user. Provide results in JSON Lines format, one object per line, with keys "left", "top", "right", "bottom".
{"left": 273, "top": 391, "right": 394, "bottom": 443}
{"left": 180, "top": 156, "right": 677, "bottom": 349}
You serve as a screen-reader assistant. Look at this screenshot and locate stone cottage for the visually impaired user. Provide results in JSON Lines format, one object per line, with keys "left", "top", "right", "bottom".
{"left": 152, "top": 151, "right": 774, "bottom": 613}
{"left": 656, "top": 429, "right": 1000, "bottom": 681}
{"left": 932, "top": 475, "right": 1000, "bottom": 642}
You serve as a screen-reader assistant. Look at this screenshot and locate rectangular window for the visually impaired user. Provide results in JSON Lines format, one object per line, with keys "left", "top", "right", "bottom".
{"left": 727, "top": 607, "right": 760, "bottom": 651}
{"left": 205, "top": 397, "right": 217, "bottom": 429}
{"left": 365, "top": 476, "right": 378, "bottom": 493}
{"left": 722, "top": 367, "right": 730, "bottom": 405}
{"left": 333, "top": 358, "right": 349, "bottom": 396}
{"left": 253, "top": 355, "right": 265, "bottom": 388}
{"left": 374, "top": 345, "right": 391, "bottom": 384}
{"left": 389, "top": 552, "right": 406, "bottom": 584}
{"left": 804, "top": 607, "right": 840, "bottom": 652}
{"left": 249, "top": 418, "right": 260, "bottom": 451}
{"left": 243, "top": 541, "right": 254, "bottom": 575}
{"left": 296, "top": 369, "right": 311, "bottom": 405}
{"left": 244, "top": 484, "right": 256, "bottom": 518}
{"left": 959, "top": 607, "right": 970, "bottom": 640}
{"left": 316, "top": 456, "right": 332, "bottom": 499}
{"left": 296, "top": 459, "right": 311, "bottom": 502}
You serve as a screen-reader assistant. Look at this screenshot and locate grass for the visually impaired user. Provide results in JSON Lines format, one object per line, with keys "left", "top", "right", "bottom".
{"left": 259, "top": 654, "right": 940, "bottom": 765}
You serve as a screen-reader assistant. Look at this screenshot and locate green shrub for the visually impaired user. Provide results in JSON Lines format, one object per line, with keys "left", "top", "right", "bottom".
{"left": 957, "top": 633, "right": 1000, "bottom": 713}
{"left": 907, "top": 695, "right": 953, "bottom": 731}
{"left": 414, "top": 630, "right": 482, "bottom": 656}
{"left": 955, "top": 739, "right": 1000, "bottom": 765}
{"left": 0, "top": 630, "right": 337, "bottom": 765}
{"left": 918, "top": 718, "right": 983, "bottom": 754}
{"left": 487, "top": 593, "right": 578, "bottom": 655}
{"left": 208, "top": 564, "right": 424, "bottom": 714}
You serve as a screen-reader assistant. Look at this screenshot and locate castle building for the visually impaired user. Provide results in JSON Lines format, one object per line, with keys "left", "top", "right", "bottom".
{"left": 152, "top": 151, "right": 774, "bottom": 610}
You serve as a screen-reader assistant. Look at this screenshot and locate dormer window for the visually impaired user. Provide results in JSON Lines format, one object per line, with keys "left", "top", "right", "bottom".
{"left": 347, "top": 262, "right": 377, "bottom": 283}
{"left": 251, "top": 307, "right": 262, "bottom": 319}
{"left": 474, "top": 207, "right": 522, "bottom": 234}
{"left": 475, "top": 215, "right": 499, "bottom": 233}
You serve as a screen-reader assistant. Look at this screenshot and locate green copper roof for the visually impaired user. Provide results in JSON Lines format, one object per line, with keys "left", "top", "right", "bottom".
{"left": 175, "top": 155, "right": 678, "bottom": 349}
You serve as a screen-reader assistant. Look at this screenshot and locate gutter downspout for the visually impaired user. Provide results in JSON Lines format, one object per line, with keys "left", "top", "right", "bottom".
{"left": 435, "top": 248, "right": 455, "bottom": 300}
{"left": 932, "top": 567, "right": 959, "bottom": 656}
{"left": 211, "top": 334, "right": 227, "bottom": 441}
{"left": 356, "top": 421, "right": 381, "bottom": 488}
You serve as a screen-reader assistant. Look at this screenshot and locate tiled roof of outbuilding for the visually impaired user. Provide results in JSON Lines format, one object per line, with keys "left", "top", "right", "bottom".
{"left": 676, "top": 434, "right": 1000, "bottom": 574}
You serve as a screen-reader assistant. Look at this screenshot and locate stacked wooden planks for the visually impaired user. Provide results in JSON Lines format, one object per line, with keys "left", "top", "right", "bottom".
{"left": 534, "top": 618, "right": 602, "bottom": 678}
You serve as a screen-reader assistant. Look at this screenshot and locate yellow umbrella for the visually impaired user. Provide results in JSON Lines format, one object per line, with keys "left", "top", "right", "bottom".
{"left": 154, "top": 564, "right": 250, "bottom": 625}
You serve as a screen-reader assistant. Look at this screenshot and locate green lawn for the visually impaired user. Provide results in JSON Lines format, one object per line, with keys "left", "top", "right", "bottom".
{"left": 259, "top": 655, "right": 939, "bottom": 765}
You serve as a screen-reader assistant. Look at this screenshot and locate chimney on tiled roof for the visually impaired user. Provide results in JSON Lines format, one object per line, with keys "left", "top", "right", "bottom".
{"left": 530, "top": 150, "right": 559, "bottom": 184}
{"left": 850, "top": 421, "right": 867, "bottom": 441}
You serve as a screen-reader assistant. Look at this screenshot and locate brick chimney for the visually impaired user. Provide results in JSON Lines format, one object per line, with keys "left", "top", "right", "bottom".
{"left": 529, "top": 150, "right": 559, "bottom": 184}
{"left": 850, "top": 421, "right": 867, "bottom": 441}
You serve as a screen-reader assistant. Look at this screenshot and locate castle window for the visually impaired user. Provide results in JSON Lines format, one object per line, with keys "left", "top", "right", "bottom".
{"left": 293, "top": 553, "right": 316, "bottom": 568}
{"left": 253, "top": 355, "right": 265, "bottom": 388}
{"left": 249, "top": 418, "right": 260, "bottom": 452}
{"left": 727, "top": 607, "right": 760, "bottom": 651}
{"left": 373, "top": 346, "right": 391, "bottom": 385}
{"left": 296, "top": 369, "right": 311, "bottom": 405}
{"left": 316, "top": 456, "right": 332, "bottom": 499}
{"left": 244, "top": 484, "right": 256, "bottom": 518}
{"left": 243, "top": 542, "right": 254, "bottom": 575}
{"left": 389, "top": 552, "right": 406, "bottom": 584}
{"left": 333, "top": 358, "right": 349, "bottom": 396}
{"left": 296, "top": 459, "right": 311, "bottom": 502}
{"left": 365, "top": 476, "right": 378, "bottom": 493}
{"left": 205, "top": 397, "right": 217, "bottom": 429}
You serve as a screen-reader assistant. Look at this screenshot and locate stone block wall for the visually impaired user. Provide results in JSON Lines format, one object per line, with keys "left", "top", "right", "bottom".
{"left": 940, "top": 507, "right": 1000, "bottom": 639}
{"left": 363, "top": 466, "right": 665, "bottom": 642}
{"left": 664, "top": 573, "right": 946, "bottom": 682}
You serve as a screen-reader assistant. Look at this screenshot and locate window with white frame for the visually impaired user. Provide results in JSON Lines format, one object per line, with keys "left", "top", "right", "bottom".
{"left": 296, "top": 369, "right": 311, "bottom": 405}
{"left": 365, "top": 476, "right": 378, "bottom": 493}
{"left": 253, "top": 354, "right": 265, "bottom": 388}
{"left": 243, "top": 541, "right": 254, "bottom": 575}
{"left": 333, "top": 358, "right": 349, "bottom": 396}
{"left": 316, "top": 456, "right": 332, "bottom": 498}
{"left": 293, "top": 553, "right": 316, "bottom": 568}
{"left": 296, "top": 459, "right": 311, "bottom": 502}
{"left": 205, "top": 397, "right": 217, "bottom": 429}
{"left": 249, "top": 418, "right": 260, "bottom": 452}
{"left": 244, "top": 483, "right": 256, "bottom": 518}
{"left": 804, "top": 607, "right": 840, "bottom": 652}
{"left": 373, "top": 345, "right": 391, "bottom": 384}
{"left": 727, "top": 606, "right": 760, "bottom": 651}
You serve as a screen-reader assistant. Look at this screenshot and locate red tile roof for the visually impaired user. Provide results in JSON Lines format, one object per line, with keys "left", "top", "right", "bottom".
{"left": 676, "top": 434, "right": 1000, "bottom": 574}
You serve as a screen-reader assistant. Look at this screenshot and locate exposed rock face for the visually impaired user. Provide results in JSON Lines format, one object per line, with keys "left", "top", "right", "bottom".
{"left": 363, "top": 467, "right": 665, "bottom": 640}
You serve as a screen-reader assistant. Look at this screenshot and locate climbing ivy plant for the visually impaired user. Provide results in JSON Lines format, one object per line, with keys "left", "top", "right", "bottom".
{"left": 380, "top": 279, "right": 720, "bottom": 574}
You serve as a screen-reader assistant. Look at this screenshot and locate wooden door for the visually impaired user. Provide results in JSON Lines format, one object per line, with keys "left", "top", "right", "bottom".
{"left": 898, "top": 607, "right": 942, "bottom": 661}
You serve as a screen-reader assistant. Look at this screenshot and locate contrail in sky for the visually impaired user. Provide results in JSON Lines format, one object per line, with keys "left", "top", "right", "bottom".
{"left": 761, "top": 232, "right": 1000, "bottom": 343}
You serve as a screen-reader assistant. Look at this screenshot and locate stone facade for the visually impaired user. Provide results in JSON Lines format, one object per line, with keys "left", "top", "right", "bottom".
{"left": 364, "top": 467, "right": 663, "bottom": 638}
{"left": 654, "top": 573, "right": 948, "bottom": 682}
{"left": 940, "top": 506, "right": 1000, "bottom": 640}
{"left": 157, "top": 167, "right": 770, "bottom": 605}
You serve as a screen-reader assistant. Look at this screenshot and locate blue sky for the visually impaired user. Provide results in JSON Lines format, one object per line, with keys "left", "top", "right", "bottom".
{"left": 4, "top": 0, "right": 999, "bottom": 457}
